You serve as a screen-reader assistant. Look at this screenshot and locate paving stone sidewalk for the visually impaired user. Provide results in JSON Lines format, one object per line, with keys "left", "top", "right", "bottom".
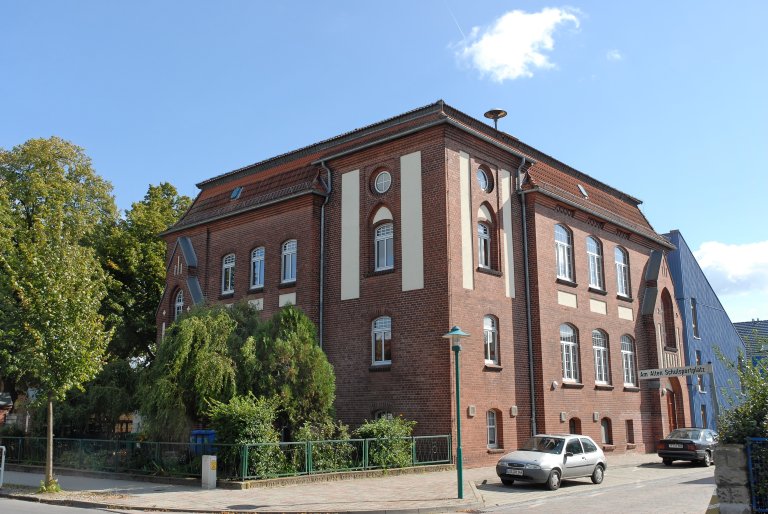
{"left": 0, "top": 452, "right": 658, "bottom": 513}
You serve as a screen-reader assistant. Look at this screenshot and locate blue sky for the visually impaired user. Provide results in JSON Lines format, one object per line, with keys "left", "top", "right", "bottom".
{"left": 2, "top": 1, "right": 766, "bottom": 323}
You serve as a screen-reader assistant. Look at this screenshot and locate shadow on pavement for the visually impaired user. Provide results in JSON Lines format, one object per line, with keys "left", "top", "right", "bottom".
{"left": 475, "top": 478, "right": 595, "bottom": 494}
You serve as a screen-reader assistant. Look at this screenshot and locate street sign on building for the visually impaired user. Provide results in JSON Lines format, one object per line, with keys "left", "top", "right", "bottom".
{"left": 638, "top": 364, "right": 713, "bottom": 380}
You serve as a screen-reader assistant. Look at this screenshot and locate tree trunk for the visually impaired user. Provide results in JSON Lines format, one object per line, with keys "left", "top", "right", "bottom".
{"left": 45, "top": 393, "right": 54, "bottom": 486}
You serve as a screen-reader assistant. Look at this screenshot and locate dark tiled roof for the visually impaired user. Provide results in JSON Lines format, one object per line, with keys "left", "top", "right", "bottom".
{"left": 734, "top": 320, "right": 768, "bottom": 356}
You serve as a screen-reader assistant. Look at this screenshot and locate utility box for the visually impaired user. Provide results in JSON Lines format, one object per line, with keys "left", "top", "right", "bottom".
{"left": 202, "top": 454, "right": 216, "bottom": 489}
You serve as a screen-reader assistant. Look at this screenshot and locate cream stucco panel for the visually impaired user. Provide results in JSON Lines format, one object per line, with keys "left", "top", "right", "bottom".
{"left": 557, "top": 291, "right": 577, "bottom": 308}
{"left": 500, "top": 168, "right": 515, "bottom": 298}
{"left": 590, "top": 298, "right": 607, "bottom": 315}
{"left": 618, "top": 305, "right": 634, "bottom": 321}
{"left": 460, "top": 152, "right": 473, "bottom": 290}
{"left": 401, "top": 151, "right": 424, "bottom": 291}
{"left": 341, "top": 170, "right": 360, "bottom": 300}
{"left": 279, "top": 292, "right": 296, "bottom": 307}
{"left": 372, "top": 206, "right": 393, "bottom": 225}
{"left": 477, "top": 204, "right": 492, "bottom": 222}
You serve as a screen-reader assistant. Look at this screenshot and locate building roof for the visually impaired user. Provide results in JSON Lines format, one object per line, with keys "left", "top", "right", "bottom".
{"left": 163, "top": 101, "right": 671, "bottom": 248}
{"left": 733, "top": 319, "right": 768, "bottom": 357}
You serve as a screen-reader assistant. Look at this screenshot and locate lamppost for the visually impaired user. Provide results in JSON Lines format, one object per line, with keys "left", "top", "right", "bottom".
{"left": 443, "top": 325, "right": 469, "bottom": 499}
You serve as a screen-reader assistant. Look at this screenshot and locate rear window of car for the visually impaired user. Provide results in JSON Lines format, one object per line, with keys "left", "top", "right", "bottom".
{"left": 668, "top": 429, "right": 701, "bottom": 439}
{"left": 581, "top": 438, "right": 598, "bottom": 453}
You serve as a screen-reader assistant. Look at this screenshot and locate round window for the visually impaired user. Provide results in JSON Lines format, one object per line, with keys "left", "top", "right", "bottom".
{"left": 477, "top": 169, "right": 491, "bottom": 192}
{"left": 374, "top": 170, "right": 392, "bottom": 194}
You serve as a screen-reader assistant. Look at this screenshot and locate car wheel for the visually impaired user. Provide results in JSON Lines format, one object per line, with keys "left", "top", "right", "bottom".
{"left": 591, "top": 464, "right": 605, "bottom": 484}
{"left": 545, "top": 469, "right": 561, "bottom": 490}
{"left": 500, "top": 477, "right": 515, "bottom": 486}
{"left": 701, "top": 451, "right": 711, "bottom": 467}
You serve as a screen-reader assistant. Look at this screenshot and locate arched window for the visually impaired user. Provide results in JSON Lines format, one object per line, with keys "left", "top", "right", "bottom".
{"left": 555, "top": 225, "right": 574, "bottom": 281}
{"left": 661, "top": 289, "right": 676, "bottom": 348}
{"left": 615, "top": 247, "right": 631, "bottom": 297}
{"left": 250, "top": 247, "right": 265, "bottom": 288}
{"left": 592, "top": 329, "right": 610, "bottom": 384}
{"left": 478, "top": 222, "right": 491, "bottom": 269}
{"left": 221, "top": 253, "right": 235, "bottom": 294}
{"left": 560, "top": 324, "right": 579, "bottom": 382}
{"left": 375, "top": 223, "right": 394, "bottom": 271}
{"left": 586, "top": 237, "right": 604, "bottom": 290}
{"left": 281, "top": 240, "right": 297, "bottom": 283}
{"left": 568, "top": 417, "right": 582, "bottom": 435}
{"left": 487, "top": 410, "right": 498, "bottom": 448}
{"left": 601, "top": 418, "right": 613, "bottom": 444}
{"left": 174, "top": 290, "right": 184, "bottom": 320}
{"left": 372, "top": 316, "right": 392, "bottom": 365}
{"left": 621, "top": 335, "right": 637, "bottom": 386}
{"left": 484, "top": 316, "right": 498, "bottom": 364}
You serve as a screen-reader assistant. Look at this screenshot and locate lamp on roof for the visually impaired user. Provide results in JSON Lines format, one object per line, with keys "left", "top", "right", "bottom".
{"left": 484, "top": 109, "right": 508, "bottom": 130}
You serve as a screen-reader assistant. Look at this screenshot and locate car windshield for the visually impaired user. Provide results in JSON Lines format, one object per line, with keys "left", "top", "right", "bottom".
{"left": 519, "top": 436, "right": 565, "bottom": 454}
{"left": 668, "top": 429, "right": 701, "bottom": 440}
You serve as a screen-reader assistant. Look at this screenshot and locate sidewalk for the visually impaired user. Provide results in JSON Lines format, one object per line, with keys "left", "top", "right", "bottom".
{"left": 0, "top": 452, "right": 658, "bottom": 513}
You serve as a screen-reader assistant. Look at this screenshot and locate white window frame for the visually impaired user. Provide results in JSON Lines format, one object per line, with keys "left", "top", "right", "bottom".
{"left": 374, "top": 223, "right": 394, "bottom": 271}
{"left": 251, "top": 247, "right": 265, "bottom": 289}
{"left": 174, "top": 290, "right": 184, "bottom": 320}
{"left": 477, "top": 168, "right": 490, "bottom": 192}
{"left": 592, "top": 330, "right": 610, "bottom": 384}
{"left": 221, "top": 253, "right": 235, "bottom": 294}
{"left": 560, "top": 324, "right": 579, "bottom": 382}
{"left": 484, "top": 316, "right": 498, "bottom": 364}
{"left": 587, "top": 236, "right": 604, "bottom": 290}
{"left": 487, "top": 410, "right": 498, "bottom": 448}
{"left": 555, "top": 225, "right": 574, "bottom": 281}
{"left": 691, "top": 298, "right": 700, "bottom": 338}
{"left": 281, "top": 240, "right": 297, "bottom": 283}
{"left": 372, "top": 316, "right": 392, "bottom": 365}
{"left": 621, "top": 335, "right": 637, "bottom": 386}
{"left": 374, "top": 170, "right": 392, "bottom": 194}
{"left": 615, "top": 247, "right": 631, "bottom": 297}
{"left": 478, "top": 222, "right": 491, "bottom": 269}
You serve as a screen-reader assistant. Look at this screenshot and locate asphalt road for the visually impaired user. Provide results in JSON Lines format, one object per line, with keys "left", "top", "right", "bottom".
{"left": 478, "top": 461, "right": 715, "bottom": 513}
{"left": 0, "top": 498, "right": 118, "bottom": 513}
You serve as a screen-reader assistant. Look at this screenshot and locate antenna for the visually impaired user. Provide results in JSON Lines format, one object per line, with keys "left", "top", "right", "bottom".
{"left": 484, "top": 109, "right": 508, "bottom": 130}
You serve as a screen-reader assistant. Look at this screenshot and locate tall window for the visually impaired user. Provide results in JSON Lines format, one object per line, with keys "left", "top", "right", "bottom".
{"left": 221, "top": 253, "right": 235, "bottom": 294}
{"left": 555, "top": 225, "right": 574, "bottom": 281}
{"left": 569, "top": 417, "right": 582, "bottom": 435}
{"left": 375, "top": 223, "right": 394, "bottom": 271}
{"left": 560, "top": 324, "right": 579, "bottom": 382}
{"left": 615, "top": 247, "right": 631, "bottom": 297}
{"left": 696, "top": 350, "right": 704, "bottom": 392}
{"left": 621, "top": 335, "right": 637, "bottom": 386}
{"left": 372, "top": 316, "right": 392, "bottom": 365}
{"left": 478, "top": 223, "right": 491, "bottom": 269}
{"left": 174, "top": 290, "right": 184, "bottom": 320}
{"left": 592, "top": 330, "right": 610, "bottom": 384}
{"left": 281, "top": 240, "right": 297, "bottom": 283}
{"left": 487, "top": 410, "right": 498, "bottom": 448}
{"left": 626, "top": 420, "right": 635, "bottom": 444}
{"left": 691, "top": 298, "right": 700, "bottom": 338}
{"left": 700, "top": 404, "right": 708, "bottom": 428}
{"left": 586, "top": 237, "right": 604, "bottom": 290}
{"left": 250, "top": 247, "right": 265, "bottom": 288}
{"left": 484, "top": 316, "right": 498, "bottom": 364}
{"left": 661, "top": 289, "right": 676, "bottom": 348}
{"left": 601, "top": 418, "right": 613, "bottom": 444}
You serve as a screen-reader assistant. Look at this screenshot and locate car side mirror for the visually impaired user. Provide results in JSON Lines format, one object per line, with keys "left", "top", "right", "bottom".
{"left": 565, "top": 451, "right": 573, "bottom": 458}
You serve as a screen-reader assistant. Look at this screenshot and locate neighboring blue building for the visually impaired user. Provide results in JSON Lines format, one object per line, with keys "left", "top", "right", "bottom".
{"left": 664, "top": 230, "right": 745, "bottom": 431}
{"left": 733, "top": 319, "right": 768, "bottom": 364}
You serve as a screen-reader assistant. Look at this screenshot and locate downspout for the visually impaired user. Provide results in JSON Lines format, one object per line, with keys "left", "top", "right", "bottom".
{"left": 515, "top": 157, "right": 537, "bottom": 436}
{"left": 318, "top": 161, "right": 333, "bottom": 350}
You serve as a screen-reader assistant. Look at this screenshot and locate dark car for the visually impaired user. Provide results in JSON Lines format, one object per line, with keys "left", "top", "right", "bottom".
{"left": 657, "top": 428, "right": 718, "bottom": 466}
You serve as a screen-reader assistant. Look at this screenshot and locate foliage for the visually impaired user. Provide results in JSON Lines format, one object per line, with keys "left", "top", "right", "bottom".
{"left": 295, "top": 419, "right": 355, "bottom": 472}
{"left": 356, "top": 416, "right": 417, "bottom": 470}
{"left": 38, "top": 479, "right": 61, "bottom": 493}
{"left": 717, "top": 347, "right": 768, "bottom": 444}
{"left": 206, "top": 393, "right": 286, "bottom": 478}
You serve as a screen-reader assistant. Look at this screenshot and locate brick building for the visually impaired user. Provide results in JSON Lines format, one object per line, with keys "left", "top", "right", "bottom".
{"left": 157, "top": 101, "right": 690, "bottom": 465}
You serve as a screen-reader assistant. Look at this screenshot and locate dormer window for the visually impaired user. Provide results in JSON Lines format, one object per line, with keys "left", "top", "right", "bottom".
{"left": 230, "top": 186, "right": 243, "bottom": 200}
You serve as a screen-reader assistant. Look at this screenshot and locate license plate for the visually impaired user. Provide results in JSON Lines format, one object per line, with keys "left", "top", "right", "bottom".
{"left": 668, "top": 443, "right": 683, "bottom": 449}
{"left": 506, "top": 469, "right": 524, "bottom": 476}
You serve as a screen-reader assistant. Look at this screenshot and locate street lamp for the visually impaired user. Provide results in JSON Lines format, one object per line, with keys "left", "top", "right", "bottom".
{"left": 443, "top": 325, "right": 470, "bottom": 499}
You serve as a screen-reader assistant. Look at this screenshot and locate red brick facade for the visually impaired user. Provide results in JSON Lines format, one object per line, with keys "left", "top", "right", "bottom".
{"left": 157, "top": 101, "right": 690, "bottom": 467}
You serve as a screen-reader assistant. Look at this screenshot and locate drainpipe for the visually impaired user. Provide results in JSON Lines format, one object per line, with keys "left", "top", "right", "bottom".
{"left": 515, "top": 157, "right": 537, "bottom": 436}
{"left": 318, "top": 161, "right": 333, "bottom": 350}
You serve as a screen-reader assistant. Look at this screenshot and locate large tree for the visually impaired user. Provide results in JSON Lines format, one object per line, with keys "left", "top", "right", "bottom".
{"left": 0, "top": 137, "right": 116, "bottom": 487}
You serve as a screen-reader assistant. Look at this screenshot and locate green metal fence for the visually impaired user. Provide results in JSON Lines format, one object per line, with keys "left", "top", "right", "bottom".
{"left": 0, "top": 435, "right": 451, "bottom": 481}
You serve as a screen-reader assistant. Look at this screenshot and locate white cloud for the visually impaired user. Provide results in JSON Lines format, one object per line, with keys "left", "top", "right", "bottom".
{"left": 456, "top": 8, "right": 580, "bottom": 82}
{"left": 606, "top": 49, "right": 623, "bottom": 61}
{"left": 694, "top": 240, "right": 768, "bottom": 296}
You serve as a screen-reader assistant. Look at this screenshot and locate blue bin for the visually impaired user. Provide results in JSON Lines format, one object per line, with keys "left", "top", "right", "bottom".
{"left": 190, "top": 429, "right": 216, "bottom": 455}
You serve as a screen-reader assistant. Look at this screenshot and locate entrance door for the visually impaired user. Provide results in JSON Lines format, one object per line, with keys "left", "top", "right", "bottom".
{"left": 666, "top": 390, "right": 678, "bottom": 434}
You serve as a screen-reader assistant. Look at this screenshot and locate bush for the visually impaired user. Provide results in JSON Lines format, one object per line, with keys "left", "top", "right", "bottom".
{"left": 356, "top": 416, "right": 416, "bottom": 470}
{"left": 295, "top": 419, "right": 355, "bottom": 472}
{"left": 717, "top": 352, "right": 768, "bottom": 444}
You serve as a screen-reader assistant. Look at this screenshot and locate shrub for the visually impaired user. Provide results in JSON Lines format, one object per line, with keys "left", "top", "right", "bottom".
{"left": 356, "top": 416, "right": 416, "bottom": 470}
{"left": 295, "top": 419, "right": 355, "bottom": 472}
{"left": 717, "top": 351, "right": 768, "bottom": 444}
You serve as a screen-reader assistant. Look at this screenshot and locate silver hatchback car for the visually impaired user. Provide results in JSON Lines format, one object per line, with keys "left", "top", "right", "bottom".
{"left": 495, "top": 434, "right": 607, "bottom": 490}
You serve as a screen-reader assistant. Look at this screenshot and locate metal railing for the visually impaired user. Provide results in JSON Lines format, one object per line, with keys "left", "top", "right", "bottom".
{"left": 0, "top": 435, "right": 451, "bottom": 481}
{"left": 747, "top": 437, "right": 768, "bottom": 513}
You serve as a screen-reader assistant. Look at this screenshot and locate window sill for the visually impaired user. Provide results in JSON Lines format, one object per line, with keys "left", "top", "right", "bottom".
{"left": 595, "top": 384, "right": 614, "bottom": 391}
{"left": 487, "top": 448, "right": 505, "bottom": 454}
{"left": 369, "top": 364, "right": 391, "bottom": 372}
{"left": 370, "top": 268, "right": 396, "bottom": 277}
{"left": 561, "top": 382, "right": 584, "bottom": 389}
{"left": 663, "top": 346, "right": 678, "bottom": 353}
{"left": 477, "top": 267, "right": 503, "bottom": 277}
{"left": 623, "top": 386, "right": 641, "bottom": 392}
{"left": 616, "top": 294, "right": 633, "bottom": 303}
{"left": 278, "top": 281, "right": 297, "bottom": 290}
{"left": 483, "top": 363, "right": 503, "bottom": 372}
{"left": 249, "top": 286, "right": 264, "bottom": 293}
{"left": 626, "top": 443, "right": 637, "bottom": 450}
{"left": 556, "top": 278, "right": 578, "bottom": 288}
{"left": 602, "top": 444, "right": 616, "bottom": 452}
{"left": 588, "top": 287, "right": 608, "bottom": 296}
{"left": 219, "top": 292, "right": 235, "bottom": 300}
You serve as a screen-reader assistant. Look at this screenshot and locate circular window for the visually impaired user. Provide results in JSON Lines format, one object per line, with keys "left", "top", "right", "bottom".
{"left": 477, "top": 169, "right": 492, "bottom": 192}
{"left": 374, "top": 170, "right": 392, "bottom": 194}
